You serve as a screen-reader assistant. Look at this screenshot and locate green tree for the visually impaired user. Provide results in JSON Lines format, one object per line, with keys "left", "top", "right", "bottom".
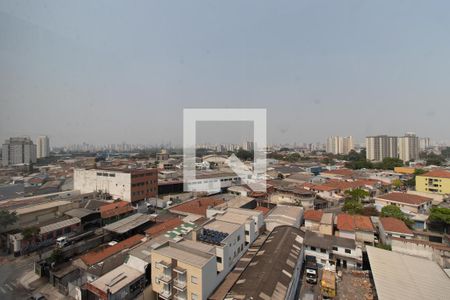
{"left": 380, "top": 205, "right": 412, "bottom": 226}
{"left": 344, "top": 188, "right": 369, "bottom": 202}
{"left": 374, "top": 157, "right": 403, "bottom": 170}
{"left": 286, "top": 153, "right": 301, "bottom": 162}
{"left": 22, "top": 227, "right": 40, "bottom": 242}
{"left": 49, "top": 248, "right": 64, "bottom": 265}
{"left": 0, "top": 210, "right": 18, "bottom": 228}
{"left": 342, "top": 200, "right": 363, "bottom": 215}
{"left": 428, "top": 207, "right": 450, "bottom": 225}
{"left": 392, "top": 179, "right": 403, "bottom": 190}
{"left": 405, "top": 168, "right": 426, "bottom": 187}
{"left": 235, "top": 149, "right": 254, "bottom": 161}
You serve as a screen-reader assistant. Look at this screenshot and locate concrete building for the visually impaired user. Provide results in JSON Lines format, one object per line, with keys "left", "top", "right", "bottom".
{"left": 365, "top": 135, "right": 398, "bottom": 162}
{"left": 326, "top": 136, "right": 354, "bottom": 155}
{"left": 74, "top": 168, "right": 157, "bottom": 203}
{"left": 378, "top": 217, "right": 414, "bottom": 245}
{"left": 2, "top": 137, "right": 37, "bottom": 166}
{"left": 304, "top": 231, "right": 363, "bottom": 269}
{"left": 375, "top": 192, "right": 433, "bottom": 214}
{"left": 226, "top": 226, "right": 304, "bottom": 300}
{"left": 265, "top": 205, "right": 303, "bottom": 231}
{"left": 419, "top": 137, "right": 431, "bottom": 150}
{"left": 416, "top": 169, "right": 450, "bottom": 195}
{"left": 336, "top": 213, "right": 376, "bottom": 246}
{"left": 268, "top": 185, "right": 315, "bottom": 209}
{"left": 304, "top": 210, "right": 323, "bottom": 232}
{"left": 398, "top": 133, "right": 419, "bottom": 162}
{"left": 36, "top": 135, "right": 50, "bottom": 159}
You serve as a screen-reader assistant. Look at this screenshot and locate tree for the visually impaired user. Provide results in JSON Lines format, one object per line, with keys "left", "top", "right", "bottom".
{"left": 286, "top": 153, "right": 301, "bottom": 163}
{"left": 0, "top": 210, "right": 18, "bottom": 228}
{"left": 235, "top": 149, "right": 254, "bottom": 161}
{"left": 392, "top": 179, "right": 403, "bottom": 190}
{"left": 49, "top": 248, "right": 64, "bottom": 265}
{"left": 405, "top": 168, "right": 426, "bottom": 187}
{"left": 342, "top": 200, "right": 363, "bottom": 215}
{"left": 380, "top": 205, "right": 412, "bottom": 226}
{"left": 344, "top": 188, "right": 369, "bottom": 203}
{"left": 428, "top": 207, "right": 450, "bottom": 225}
{"left": 22, "top": 227, "right": 40, "bottom": 242}
{"left": 374, "top": 157, "right": 403, "bottom": 170}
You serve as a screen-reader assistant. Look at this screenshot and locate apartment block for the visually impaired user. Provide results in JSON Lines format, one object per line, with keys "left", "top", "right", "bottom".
{"left": 36, "top": 135, "right": 50, "bottom": 158}
{"left": 74, "top": 168, "right": 157, "bottom": 203}
{"left": 2, "top": 137, "right": 37, "bottom": 166}
{"left": 365, "top": 135, "right": 398, "bottom": 162}
{"left": 416, "top": 169, "right": 450, "bottom": 195}
{"left": 398, "top": 133, "right": 419, "bottom": 162}
{"left": 326, "top": 136, "right": 354, "bottom": 155}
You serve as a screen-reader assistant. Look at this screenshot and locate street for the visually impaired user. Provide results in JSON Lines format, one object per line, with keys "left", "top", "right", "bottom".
{"left": 0, "top": 253, "right": 39, "bottom": 299}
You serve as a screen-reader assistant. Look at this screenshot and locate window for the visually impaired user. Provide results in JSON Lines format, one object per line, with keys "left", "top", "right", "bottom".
{"left": 332, "top": 246, "right": 338, "bottom": 251}
{"left": 237, "top": 235, "right": 240, "bottom": 241}
{"left": 217, "top": 256, "right": 222, "bottom": 263}
{"left": 192, "top": 293, "right": 198, "bottom": 300}
{"left": 191, "top": 276, "right": 198, "bottom": 284}
{"left": 320, "top": 248, "right": 326, "bottom": 253}
{"left": 310, "top": 246, "right": 316, "bottom": 251}
{"left": 345, "top": 249, "right": 351, "bottom": 254}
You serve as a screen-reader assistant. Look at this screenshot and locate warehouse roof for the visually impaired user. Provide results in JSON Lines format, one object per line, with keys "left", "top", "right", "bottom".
{"left": 40, "top": 217, "right": 80, "bottom": 235}
{"left": 228, "top": 226, "right": 303, "bottom": 299}
{"left": 103, "top": 213, "right": 154, "bottom": 234}
{"left": 366, "top": 246, "right": 450, "bottom": 300}
{"left": 12, "top": 200, "right": 72, "bottom": 215}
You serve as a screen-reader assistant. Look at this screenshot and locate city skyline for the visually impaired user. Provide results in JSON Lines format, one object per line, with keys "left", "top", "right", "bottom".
{"left": 1, "top": 1, "right": 450, "bottom": 145}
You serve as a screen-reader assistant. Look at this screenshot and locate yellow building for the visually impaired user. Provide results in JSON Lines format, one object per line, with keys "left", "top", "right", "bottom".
{"left": 416, "top": 170, "right": 450, "bottom": 195}
{"left": 394, "top": 167, "right": 416, "bottom": 175}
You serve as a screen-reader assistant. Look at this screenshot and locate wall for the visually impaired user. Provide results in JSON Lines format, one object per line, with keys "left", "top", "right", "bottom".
{"left": 391, "top": 239, "right": 450, "bottom": 268}
{"left": 416, "top": 175, "right": 450, "bottom": 195}
{"left": 74, "top": 169, "right": 131, "bottom": 201}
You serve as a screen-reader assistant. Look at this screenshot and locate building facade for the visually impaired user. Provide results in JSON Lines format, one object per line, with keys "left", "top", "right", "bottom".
{"left": 416, "top": 170, "right": 450, "bottom": 195}
{"left": 326, "top": 136, "right": 354, "bottom": 155}
{"left": 36, "top": 135, "right": 50, "bottom": 158}
{"left": 2, "top": 137, "right": 37, "bottom": 166}
{"left": 398, "top": 133, "right": 419, "bottom": 162}
{"left": 365, "top": 135, "right": 398, "bottom": 162}
{"left": 74, "top": 168, "right": 158, "bottom": 203}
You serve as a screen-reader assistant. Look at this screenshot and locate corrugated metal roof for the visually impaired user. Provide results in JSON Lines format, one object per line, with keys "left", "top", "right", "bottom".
{"left": 40, "top": 217, "right": 80, "bottom": 234}
{"left": 366, "top": 246, "right": 450, "bottom": 300}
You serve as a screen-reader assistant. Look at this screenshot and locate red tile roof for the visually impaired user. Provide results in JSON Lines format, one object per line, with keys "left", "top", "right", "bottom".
{"left": 145, "top": 218, "right": 183, "bottom": 237}
{"left": 80, "top": 234, "right": 144, "bottom": 266}
{"left": 254, "top": 206, "right": 271, "bottom": 215}
{"left": 377, "top": 192, "right": 432, "bottom": 206}
{"left": 421, "top": 169, "right": 450, "bottom": 179}
{"left": 170, "top": 197, "right": 225, "bottom": 216}
{"left": 337, "top": 213, "right": 374, "bottom": 232}
{"left": 304, "top": 210, "right": 324, "bottom": 222}
{"left": 100, "top": 200, "right": 134, "bottom": 219}
{"left": 380, "top": 217, "right": 413, "bottom": 235}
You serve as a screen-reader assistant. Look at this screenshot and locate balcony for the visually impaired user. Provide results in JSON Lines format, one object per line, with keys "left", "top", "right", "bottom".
{"left": 173, "top": 266, "right": 186, "bottom": 274}
{"left": 158, "top": 273, "right": 173, "bottom": 284}
{"left": 157, "top": 260, "right": 172, "bottom": 269}
{"left": 174, "top": 293, "right": 187, "bottom": 300}
{"left": 173, "top": 278, "right": 187, "bottom": 291}
{"left": 159, "top": 290, "right": 172, "bottom": 300}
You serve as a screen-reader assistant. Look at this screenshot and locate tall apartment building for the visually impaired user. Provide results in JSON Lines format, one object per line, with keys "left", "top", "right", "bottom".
{"left": 74, "top": 168, "right": 158, "bottom": 203}
{"left": 2, "top": 137, "right": 37, "bottom": 166}
{"left": 398, "top": 133, "right": 420, "bottom": 162}
{"left": 365, "top": 135, "right": 398, "bottom": 162}
{"left": 420, "top": 137, "right": 431, "bottom": 150}
{"left": 326, "top": 136, "right": 354, "bottom": 155}
{"left": 36, "top": 135, "right": 50, "bottom": 159}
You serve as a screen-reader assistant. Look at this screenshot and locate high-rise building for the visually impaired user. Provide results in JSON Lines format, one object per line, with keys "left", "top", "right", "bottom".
{"left": 366, "top": 135, "right": 398, "bottom": 162}
{"left": 326, "top": 136, "right": 354, "bottom": 155}
{"left": 398, "top": 133, "right": 420, "bottom": 162}
{"left": 36, "top": 135, "right": 50, "bottom": 159}
{"left": 2, "top": 137, "right": 37, "bottom": 166}
{"left": 420, "top": 137, "right": 431, "bottom": 150}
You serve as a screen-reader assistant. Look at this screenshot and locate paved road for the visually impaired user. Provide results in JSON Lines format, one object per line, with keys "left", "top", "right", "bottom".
{"left": 0, "top": 254, "right": 38, "bottom": 299}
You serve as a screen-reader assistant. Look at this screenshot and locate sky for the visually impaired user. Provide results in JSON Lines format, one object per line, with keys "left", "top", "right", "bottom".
{"left": 1, "top": 1, "right": 450, "bottom": 147}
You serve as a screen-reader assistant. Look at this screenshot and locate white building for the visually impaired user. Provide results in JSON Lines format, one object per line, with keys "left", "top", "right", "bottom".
{"left": 366, "top": 135, "right": 398, "bottom": 162}
{"left": 398, "top": 133, "right": 419, "bottom": 162}
{"left": 2, "top": 137, "right": 37, "bottom": 166}
{"left": 326, "top": 136, "right": 354, "bottom": 155}
{"left": 36, "top": 135, "right": 50, "bottom": 159}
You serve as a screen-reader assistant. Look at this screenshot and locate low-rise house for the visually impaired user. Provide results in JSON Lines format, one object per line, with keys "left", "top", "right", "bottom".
{"left": 304, "top": 209, "right": 323, "bottom": 231}
{"left": 336, "top": 213, "right": 375, "bottom": 246}
{"left": 304, "top": 231, "right": 362, "bottom": 269}
{"left": 268, "top": 185, "right": 315, "bottom": 209}
{"left": 86, "top": 264, "right": 145, "bottom": 300}
{"left": 169, "top": 197, "right": 225, "bottom": 217}
{"left": 375, "top": 192, "right": 433, "bottom": 214}
{"left": 378, "top": 217, "right": 414, "bottom": 245}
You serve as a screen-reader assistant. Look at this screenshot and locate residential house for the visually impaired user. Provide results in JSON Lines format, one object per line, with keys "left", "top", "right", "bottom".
{"left": 378, "top": 217, "right": 414, "bottom": 245}
{"left": 336, "top": 213, "right": 376, "bottom": 246}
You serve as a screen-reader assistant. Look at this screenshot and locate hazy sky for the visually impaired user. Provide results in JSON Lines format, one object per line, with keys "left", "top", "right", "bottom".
{"left": 1, "top": 1, "right": 449, "bottom": 147}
